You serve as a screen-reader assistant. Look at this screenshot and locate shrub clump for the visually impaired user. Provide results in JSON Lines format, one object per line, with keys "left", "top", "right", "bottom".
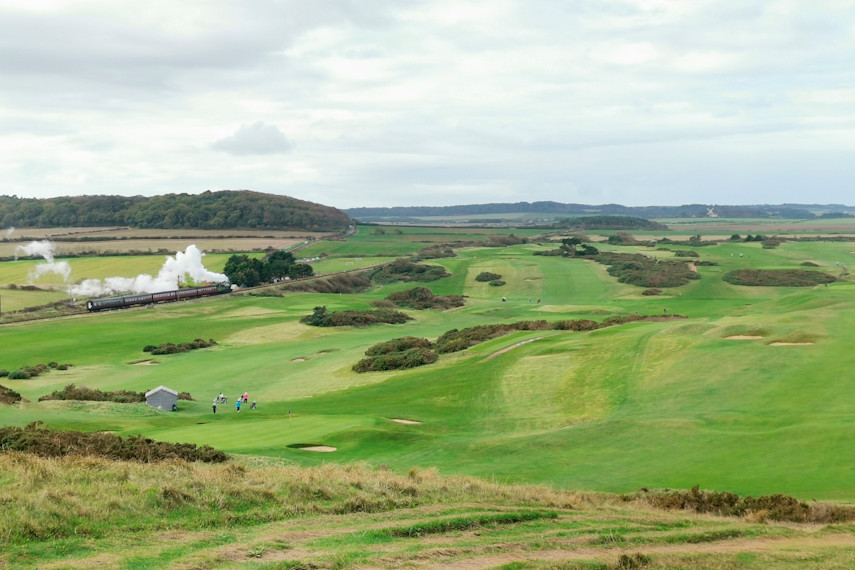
{"left": 436, "top": 314, "right": 672, "bottom": 354}
{"left": 0, "top": 422, "right": 228, "bottom": 463}
{"left": 723, "top": 269, "right": 837, "bottom": 287}
{"left": 642, "top": 288, "right": 662, "bottom": 296}
{"left": 0, "top": 385, "right": 22, "bottom": 405}
{"left": 4, "top": 361, "right": 73, "bottom": 380}
{"left": 632, "top": 485, "right": 855, "bottom": 524}
{"left": 38, "top": 384, "right": 146, "bottom": 404}
{"left": 489, "top": 280, "right": 506, "bottom": 287}
{"left": 384, "top": 287, "right": 465, "bottom": 310}
{"left": 673, "top": 250, "right": 699, "bottom": 258}
{"left": 301, "top": 306, "right": 413, "bottom": 327}
{"left": 371, "top": 259, "right": 451, "bottom": 285}
{"left": 353, "top": 337, "right": 438, "bottom": 372}
{"left": 475, "top": 272, "right": 502, "bottom": 282}
{"left": 589, "top": 252, "right": 700, "bottom": 288}
{"left": 143, "top": 338, "right": 217, "bottom": 355}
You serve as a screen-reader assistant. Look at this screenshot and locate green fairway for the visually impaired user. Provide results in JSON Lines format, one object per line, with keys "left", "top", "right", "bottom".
{"left": 3, "top": 233, "right": 855, "bottom": 500}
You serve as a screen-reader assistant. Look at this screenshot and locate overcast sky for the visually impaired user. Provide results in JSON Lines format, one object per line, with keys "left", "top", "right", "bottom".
{"left": 1, "top": 1, "right": 854, "bottom": 208}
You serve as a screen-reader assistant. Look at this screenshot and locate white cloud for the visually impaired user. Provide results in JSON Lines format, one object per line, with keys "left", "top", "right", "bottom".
{"left": 1, "top": 0, "right": 854, "bottom": 207}
{"left": 211, "top": 122, "right": 294, "bottom": 156}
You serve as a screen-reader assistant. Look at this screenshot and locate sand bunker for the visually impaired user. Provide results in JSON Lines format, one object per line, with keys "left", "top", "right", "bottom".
{"left": 769, "top": 342, "right": 814, "bottom": 346}
{"left": 292, "top": 357, "right": 306, "bottom": 362}
{"left": 131, "top": 360, "right": 158, "bottom": 365}
{"left": 689, "top": 263, "right": 698, "bottom": 273}
{"left": 725, "top": 335, "right": 764, "bottom": 340}
{"left": 390, "top": 418, "right": 421, "bottom": 424}
{"left": 299, "top": 446, "right": 337, "bottom": 452}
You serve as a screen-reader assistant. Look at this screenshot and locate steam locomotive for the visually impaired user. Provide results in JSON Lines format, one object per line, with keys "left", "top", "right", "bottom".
{"left": 86, "top": 283, "right": 231, "bottom": 312}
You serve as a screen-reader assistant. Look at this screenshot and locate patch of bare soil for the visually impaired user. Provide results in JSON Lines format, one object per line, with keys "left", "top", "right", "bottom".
{"left": 769, "top": 342, "right": 814, "bottom": 346}
{"left": 725, "top": 335, "right": 764, "bottom": 340}
{"left": 428, "top": 533, "right": 855, "bottom": 569}
{"left": 299, "top": 446, "right": 337, "bottom": 452}
{"left": 689, "top": 263, "right": 698, "bottom": 272}
{"left": 391, "top": 418, "right": 422, "bottom": 424}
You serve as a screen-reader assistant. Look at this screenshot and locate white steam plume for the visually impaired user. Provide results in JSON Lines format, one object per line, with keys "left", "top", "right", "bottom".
{"left": 15, "top": 240, "right": 72, "bottom": 281}
{"left": 4, "top": 227, "right": 13, "bottom": 238}
{"left": 69, "top": 244, "right": 228, "bottom": 297}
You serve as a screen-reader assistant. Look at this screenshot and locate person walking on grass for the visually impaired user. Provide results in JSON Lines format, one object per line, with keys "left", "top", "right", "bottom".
{"left": 236, "top": 399, "right": 241, "bottom": 412}
{"left": 212, "top": 398, "right": 217, "bottom": 414}
{"left": 243, "top": 392, "right": 249, "bottom": 403}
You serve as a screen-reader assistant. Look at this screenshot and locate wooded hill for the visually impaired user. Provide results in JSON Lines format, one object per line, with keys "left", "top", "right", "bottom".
{"left": 0, "top": 190, "right": 351, "bottom": 232}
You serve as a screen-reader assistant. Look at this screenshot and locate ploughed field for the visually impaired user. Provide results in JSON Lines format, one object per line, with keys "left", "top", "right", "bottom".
{"left": 3, "top": 225, "right": 855, "bottom": 502}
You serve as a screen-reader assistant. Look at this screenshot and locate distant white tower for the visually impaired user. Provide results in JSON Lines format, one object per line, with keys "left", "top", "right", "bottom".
{"left": 707, "top": 205, "right": 719, "bottom": 218}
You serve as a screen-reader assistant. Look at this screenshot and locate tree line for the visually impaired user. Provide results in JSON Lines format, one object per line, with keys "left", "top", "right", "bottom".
{"left": 0, "top": 190, "right": 351, "bottom": 232}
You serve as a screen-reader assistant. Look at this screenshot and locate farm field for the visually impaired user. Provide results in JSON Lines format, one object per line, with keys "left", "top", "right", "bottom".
{"left": 3, "top": 224, "right": 855, "bottom": 503}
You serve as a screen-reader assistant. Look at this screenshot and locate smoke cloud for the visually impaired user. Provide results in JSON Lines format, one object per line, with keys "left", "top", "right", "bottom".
{"left": 4, "top": 227, "right": 13, "bottom": 238}
{"left": 68, "top": 244, "right": 228, "bottom": 297}
{"left": 15, "top": 240, "right": 72, "bottom": 281}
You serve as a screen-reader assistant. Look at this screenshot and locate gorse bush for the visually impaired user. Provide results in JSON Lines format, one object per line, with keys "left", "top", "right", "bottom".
{"left": 632, "top": 485, "right": 855, "bottom": 524}
{"left": 384, "top": 287, "right": 465, "bottom": 310}
{"left": 365, "top": 337, "right": 435, "bottom": 356}
{"left": 38, "top": 384, "right": 145, "bottom": 404}
{"left": 143, "top": 338, "right": 217, "bottom": 355}
{"left": 354, "top": 337, "right": 438, "bottom": 372}
{"left": 723, "top": 269, "right": 837, "bottom": 287}
{"left": 475, "top": 272, "right": 502, "bottom": 282}
{"left": 3, "top": 361, "right": 73, "bottom": 380}
{"left": 589, "top": 252, "right": 700, "bottom": 288}
{"left": 301, "top": 306, "right": 413, "bottom": 327}
{"left": 353, "top": 348, "right": 438, "bottom": 373}
{"left": 0, "top": 385, "right": 22, "bottom": 405}
{"left": 370, "top": 259, "right": 450, "bottom": 285}
{"left": 0, "top": 422, "right": 228, "bottom": 463}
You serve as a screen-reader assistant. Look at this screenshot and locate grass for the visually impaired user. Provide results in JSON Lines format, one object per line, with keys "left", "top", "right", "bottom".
{"left": 4, "top": 453, "right": 855, "bottom": 569}
{"left": 3, "top": 226, "right": 855, "bottom": 510}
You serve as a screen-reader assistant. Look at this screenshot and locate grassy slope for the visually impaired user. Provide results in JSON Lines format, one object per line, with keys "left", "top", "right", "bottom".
{"left": 2, "top": 232, "right": 855, "bottom": 503}
{"left": 3, "top": 454, "right": 855, "bottom": 570}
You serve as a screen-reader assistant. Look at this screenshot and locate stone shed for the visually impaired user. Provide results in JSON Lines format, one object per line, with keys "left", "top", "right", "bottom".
{"left": 145, "top": 385, "right": 178, "bottom": 411}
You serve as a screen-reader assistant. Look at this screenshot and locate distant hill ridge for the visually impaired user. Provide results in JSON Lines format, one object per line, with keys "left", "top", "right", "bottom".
{"left": 0, "top": 190, "right": 351, "bottom": 232}
{"left": 346, "top": 202, "right": 854, "bottom": 221}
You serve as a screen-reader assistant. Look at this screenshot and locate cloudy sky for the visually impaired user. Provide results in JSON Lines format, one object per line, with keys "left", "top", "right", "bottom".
{"left": 1, "top": 1, "right": 854, "bottom": 208}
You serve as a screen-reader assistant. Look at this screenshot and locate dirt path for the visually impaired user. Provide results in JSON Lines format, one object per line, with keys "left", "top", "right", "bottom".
{"left": 483, "top": 337, "right": 544, "bottom": 360}
{"left": 428, "top": 533, "right": 855, "bottom": 569}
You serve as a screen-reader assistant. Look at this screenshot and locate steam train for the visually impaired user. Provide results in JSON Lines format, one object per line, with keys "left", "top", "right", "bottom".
{"left": 86, "top": 283, "right": 231, "bottom": 312}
